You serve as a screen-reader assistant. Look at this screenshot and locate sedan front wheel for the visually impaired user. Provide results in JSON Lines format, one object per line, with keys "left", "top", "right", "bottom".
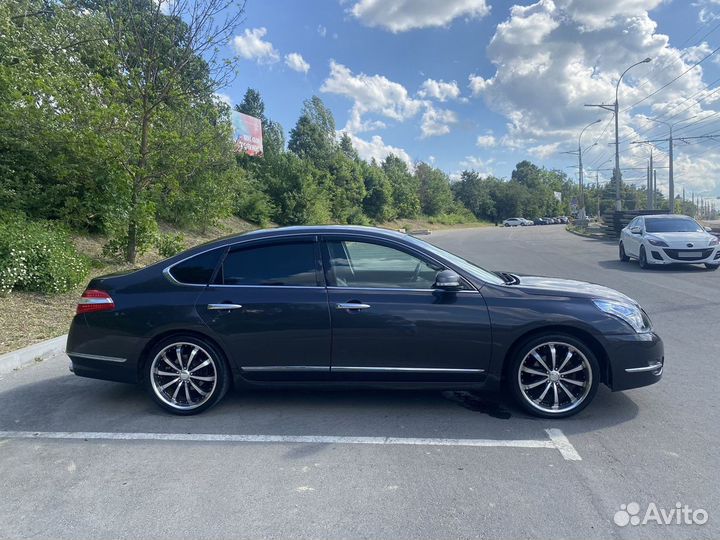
{"left": 509, "top": 334, "right": 600, "bottom": 418}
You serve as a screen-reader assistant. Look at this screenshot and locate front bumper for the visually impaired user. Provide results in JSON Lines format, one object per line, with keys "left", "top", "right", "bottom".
{"left": 604, "top": 332, "right": 664, "bottom": 391}
{"left": 646, "top": 245, "right": 719, "bottom": 265}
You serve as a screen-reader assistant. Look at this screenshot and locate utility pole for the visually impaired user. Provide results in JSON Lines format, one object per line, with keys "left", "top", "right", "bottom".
{"left": 632, "top": 133, "right": 719, "bottom": 214}
{"left": 564, "top": 119, "right": 601, "bottom": 223}
{"left": 586, "top": 58, "right": 651, "bottom": 211}
{"left": 597, "top": 171, "right": 600, "bottom": 219}
{"left": 649, "top": 148, "right": 654, "bottom": 210}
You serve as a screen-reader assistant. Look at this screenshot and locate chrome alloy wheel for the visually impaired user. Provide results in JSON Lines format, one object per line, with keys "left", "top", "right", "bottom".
{"left": 150, "top": 342, "right": 218, "bottom": 410}
{"left": 517, "top": 341, "right": 593, "bottom": 414}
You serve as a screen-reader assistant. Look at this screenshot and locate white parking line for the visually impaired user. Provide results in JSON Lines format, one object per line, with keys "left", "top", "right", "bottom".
{"left": 0, "top": 428, "right": 581, "bottom": 460}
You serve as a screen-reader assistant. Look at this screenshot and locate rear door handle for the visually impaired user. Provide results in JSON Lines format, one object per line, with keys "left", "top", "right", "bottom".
{"left": 336, "top": 302, "right": 371, "bottom": 310}
{"left": 207, "top": 303, "right": 243, "bottom": 311}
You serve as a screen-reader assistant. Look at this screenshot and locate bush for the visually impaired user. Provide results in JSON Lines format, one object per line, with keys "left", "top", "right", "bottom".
{"left": 156, "top": 232, "right": 187, "bottom": 258}
{"left": 0, "top": 217, "right": 89, "bottom": 295}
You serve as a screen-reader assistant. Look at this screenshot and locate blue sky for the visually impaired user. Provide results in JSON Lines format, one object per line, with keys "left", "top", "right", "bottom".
{"left": 218, "top": 0, "right": 720, "bottom": 202}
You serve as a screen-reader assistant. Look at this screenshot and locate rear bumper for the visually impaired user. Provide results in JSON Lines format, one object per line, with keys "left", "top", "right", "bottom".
{"left": 604, "top": 332, "right": 664, "bottom": 391}
{"left": 68, "top": 352, "right": 137, "bottom": 383}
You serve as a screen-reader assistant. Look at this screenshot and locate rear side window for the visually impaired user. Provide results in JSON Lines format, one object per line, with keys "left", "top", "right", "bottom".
{"left": 219, "top": 242, "right": 318, "bottom": 286}
{"left": 169, "top": 248, "right": 223, "bottom": 285}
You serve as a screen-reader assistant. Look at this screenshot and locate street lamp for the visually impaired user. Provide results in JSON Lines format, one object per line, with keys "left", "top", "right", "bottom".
{"left": 577, "top": 119, "right": 601, "bottom": 221}
{"left": 587, "top": 57, "right": 652, "bottom": 211}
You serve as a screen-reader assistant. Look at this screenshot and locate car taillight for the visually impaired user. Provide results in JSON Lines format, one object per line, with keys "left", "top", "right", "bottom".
{"left": 76, "top": 289, "right": 115, "bottom": 315}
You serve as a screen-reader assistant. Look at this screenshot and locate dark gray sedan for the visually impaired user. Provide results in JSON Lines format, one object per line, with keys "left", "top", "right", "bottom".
{"left": 67, "top": 226, "right": 663, "bottom": 418}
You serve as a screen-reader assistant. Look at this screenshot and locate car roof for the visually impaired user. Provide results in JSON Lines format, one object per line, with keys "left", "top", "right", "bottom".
{"left": 180, "top": 225, "right": 411, "bottom": 256}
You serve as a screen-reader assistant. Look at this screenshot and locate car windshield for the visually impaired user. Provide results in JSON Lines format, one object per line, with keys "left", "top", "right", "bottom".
{"left": 406, "top": 235, "right": 506, "bottom": 285}
{"left": 645, "top": 218, "right": 704, "bottom": 233}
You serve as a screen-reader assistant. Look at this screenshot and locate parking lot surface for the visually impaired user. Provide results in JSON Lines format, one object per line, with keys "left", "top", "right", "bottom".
{"left": 0, "top": 225, "right": 717, "bottom": 539}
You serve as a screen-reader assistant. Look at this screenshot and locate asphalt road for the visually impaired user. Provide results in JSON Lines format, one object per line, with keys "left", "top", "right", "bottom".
{"left": 0, "top": 225, "right": 717, "bottom": 539}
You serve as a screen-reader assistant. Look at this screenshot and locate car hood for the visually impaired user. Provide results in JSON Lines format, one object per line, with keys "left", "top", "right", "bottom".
{"left": 645, "top": 231, "right": 715, "bottom": 248}
{"left": 510, "top": 275, "right": 637, "bottom": 304}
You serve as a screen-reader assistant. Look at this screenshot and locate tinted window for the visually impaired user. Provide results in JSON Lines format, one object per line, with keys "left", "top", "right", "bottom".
{"left": 326, "top": 240, "right": 442, "bottom": 289}
{"left": 220, "top": 242, "right": 317, "bottom": 286}
{"left": 169, "top": 248, "right": 223, "bottom": 285}
{"left": 645, "top": 218, "right": 704, "bottom": 233}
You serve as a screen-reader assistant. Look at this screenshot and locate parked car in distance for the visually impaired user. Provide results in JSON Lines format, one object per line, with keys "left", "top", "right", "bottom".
{"left": 503, "top": 217, "right": 527, "bottom": 227}
{"left": 558, "top": 216, "right": 569, "bottom": 224}
{"left": 619, "top": 214, "right": 720, "bottom": 270}
{"left": 67, "top": 225, "right": 664, "bottom": 418}
{"left": 520, "top": 218, "right": 534, "bottom": 226}
{"left": 540, "top": 217, "right": 555, "bottom": 225}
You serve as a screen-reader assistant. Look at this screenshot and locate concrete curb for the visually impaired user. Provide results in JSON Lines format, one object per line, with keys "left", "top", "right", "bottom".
{"left": 565, "top": 225, "right": 605, "bottom": 240}
{"left": 0, "top": 335, "right": 67, "bottom": 375}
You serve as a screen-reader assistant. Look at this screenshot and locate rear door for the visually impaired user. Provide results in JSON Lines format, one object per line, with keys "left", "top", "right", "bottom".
{"left": 196, "top": 236, "right": 331, "bottom": 378}
{"left": 322, "top": 236, "right": 492, "bottom": 381}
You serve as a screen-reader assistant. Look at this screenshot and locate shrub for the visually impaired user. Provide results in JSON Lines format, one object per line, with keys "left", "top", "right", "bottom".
{"left": 156, "top": 232, "right": 187, "bottom": 258}
{"left": 0, "top": 216, "right": 89, "bottom": 295}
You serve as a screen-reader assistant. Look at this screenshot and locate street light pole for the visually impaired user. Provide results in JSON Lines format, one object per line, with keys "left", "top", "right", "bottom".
{"left": 614, "top": 58, "right": 652, "bottom": 211}
{"left": 587, "top": 58, "right": 651, "bottom": 211}
{"left": 577, "top": 119, "right": 601, "bottom": 221}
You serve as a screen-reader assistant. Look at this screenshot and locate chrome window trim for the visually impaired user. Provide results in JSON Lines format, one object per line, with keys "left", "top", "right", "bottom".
{"left": 326, "top": 286, "right": 478, "bottom": 293}
{"left": 67, "top": 352, "right": 127, "bottom": 363}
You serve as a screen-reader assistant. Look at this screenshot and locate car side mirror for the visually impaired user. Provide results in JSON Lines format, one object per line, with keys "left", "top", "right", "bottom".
{"left": 630, "top": 226, "right": 642, "bottom": 235}
{"left": 434, "top": 270, "right": 461, "bottom": 289}
{"left": 705, "top": 226, "right": 713, "bottom": 232}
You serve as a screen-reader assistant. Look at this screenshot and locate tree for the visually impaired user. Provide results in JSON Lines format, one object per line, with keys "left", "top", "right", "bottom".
{"left": 288, "top": 96, "right": 336, "bottom": 170}
{"left": 452, "top": 171, "right": 495, "bottom": 221}
{"left": 415, "top": 162, "right": 453, "bottom": 216}
{"left": 99, "top": 0, "right": 246, "bottom": 262}
{"left": 362, "top": 162, "right": 395, "bottom": 222}
{"left": 382, "top": 154, "right": 420, "bottom": 218}
{"left": 339, "top": 132, "right": 359, "bottom": 161}
{"left": 327, "top": 150, "right": 366, "bottom": 223}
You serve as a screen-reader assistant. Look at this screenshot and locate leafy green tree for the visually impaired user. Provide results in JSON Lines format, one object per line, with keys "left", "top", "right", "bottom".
{"left": 415, "top": 162, "right": 453, "bottom": 216}
{"left": 263, "top": 153, "right": 331, "bottom": 225}
{"left": 327, "top": 151, "right": 366, "bottom": 223}
{"left": 97, "top": 0, "right": 246, "bottom": 262}
{"left": 288, "top": 96, "right": 336, "bottom": 170}
{"left": 362, "top": 162, "right": 395, "bottom": 222}
{"left": 382, "top": 154, "right": 420, "bottom": 218}
{"left": 452, "top": 171, "right": 495, "bottom": 221}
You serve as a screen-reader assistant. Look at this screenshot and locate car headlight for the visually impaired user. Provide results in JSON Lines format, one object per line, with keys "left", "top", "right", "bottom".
{"left": 646, "top": 235, "right": 668, "bottom": 247}
{"left": 709, "top": 236, "right": 719, "bottom": 247}
{"left": 592, "top": 299, "right": 651, "bottom": 333}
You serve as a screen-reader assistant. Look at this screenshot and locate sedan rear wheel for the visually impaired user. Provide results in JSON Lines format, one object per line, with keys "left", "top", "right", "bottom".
{"left": 145, "top": 336, "right": 229, "bottom": 415}
{"left": 509, "top": 335, "right": 599, "bottom": 418}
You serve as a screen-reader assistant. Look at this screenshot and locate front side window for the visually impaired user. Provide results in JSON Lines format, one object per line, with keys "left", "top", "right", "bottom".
{"left": 219, "top": 241, "right": 318, "bottom": 286}
{"left": 326, "top": 240, "right": 443, "bottom": 289}
{"left": 169, "top": 248, "right": 224, "bottom": 285}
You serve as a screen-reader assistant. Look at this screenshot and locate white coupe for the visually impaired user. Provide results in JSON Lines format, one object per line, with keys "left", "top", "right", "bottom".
{"left": 619, "top": 214, "right": 719, "bottom": 270}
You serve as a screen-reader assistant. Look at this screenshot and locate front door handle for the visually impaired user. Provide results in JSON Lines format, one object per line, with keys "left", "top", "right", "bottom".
{"left": 207, "top": 303, "right": 243, "bottom": 311}
{"left": 336, "top": 302, "right": 371, "bottom": 310}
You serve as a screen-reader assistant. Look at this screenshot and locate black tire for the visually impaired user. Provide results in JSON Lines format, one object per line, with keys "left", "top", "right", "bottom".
{"left": 143, "top": 335, "right": 230, "bottom": 415}
{"left": 508, "top": 333, "right": 600, "bottom": 419}
{"left": 619, "top": 242, "right": 629, "bottom": 262}
{"left": 638, "top": 246, "right": 649, "bottom": 269}
{"left": 705, "top": 263, "right": 719, "bottom": 270}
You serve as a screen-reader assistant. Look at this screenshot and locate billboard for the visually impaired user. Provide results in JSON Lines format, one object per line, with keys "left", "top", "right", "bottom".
{"left": 234, "top": 112, "right": 263, "bottom": 156}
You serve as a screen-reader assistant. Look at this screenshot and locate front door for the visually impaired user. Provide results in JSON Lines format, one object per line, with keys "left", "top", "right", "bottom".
{"left": 196, "top": 237, "right": 331, "bottom": 378}
{"left": 322, "top": 236, "right": 492, "bottom": 381}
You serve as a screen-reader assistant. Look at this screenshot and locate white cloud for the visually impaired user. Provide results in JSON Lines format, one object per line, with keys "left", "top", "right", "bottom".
{"left": 476, "top": 134, "right": 497, "bottom": 147}
{"left": 318, "top": 24, "right": 327, "bottom": 37}
{"left": 418, "top": 79, "right": 462, "bottom": 101}
{"left": 459, "top": 156, "right": 494, "bottom": 176}
{"left": 285, "top": 52, "right": 310, "bottom": 74}
{"left": 473, "top": 0, "right": 716, "bottom": 194}
{"left": 349, "top": 0, "right": 490, "bottom": 32}
{"left": 345, "top": 132, "right": 413, "bottom": 166}
{"left": 468, "top": 74, "right": 492, "bottom": 96}
{"left": 421, "top": 106, "right": 458, "bottom": 138}
{"left": 321, "top": 60, "right": 425, "bottom": 132}
{"left": 232, "top": 28, "right": 279, "bottom": 64}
